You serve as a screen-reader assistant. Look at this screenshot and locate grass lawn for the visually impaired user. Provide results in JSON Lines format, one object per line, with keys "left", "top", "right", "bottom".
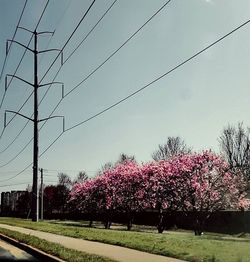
{"left": 0, "top": 217, "right": 250, "bottom": 262}
{"left": 0, "top": 227, "right": 115, "bottom": 262}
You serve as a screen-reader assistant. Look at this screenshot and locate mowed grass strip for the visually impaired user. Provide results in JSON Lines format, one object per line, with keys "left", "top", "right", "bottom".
{"left": 0, "top": 227, "right": 115, "bottom": 262}
{"left": 1, "top": 217, "right": 250, "bottom": 262}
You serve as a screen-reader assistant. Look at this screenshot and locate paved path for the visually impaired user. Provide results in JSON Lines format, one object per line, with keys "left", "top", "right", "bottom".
{"left": 0, "top": 224, "right": 185, "bottom": 262}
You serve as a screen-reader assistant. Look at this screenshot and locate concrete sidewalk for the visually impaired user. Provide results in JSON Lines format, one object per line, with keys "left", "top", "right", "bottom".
{"left": 0, "top": 223, "right": 185, "bottom": 262}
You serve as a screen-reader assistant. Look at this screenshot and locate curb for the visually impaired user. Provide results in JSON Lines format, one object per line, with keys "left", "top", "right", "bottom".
{"left": 0, "top": 233, "right": 65, "bottom": 262}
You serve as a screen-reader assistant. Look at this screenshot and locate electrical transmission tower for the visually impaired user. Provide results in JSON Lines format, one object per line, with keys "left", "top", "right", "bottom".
{"left": 4, "top": 27, "right": 65, "bottom": 222}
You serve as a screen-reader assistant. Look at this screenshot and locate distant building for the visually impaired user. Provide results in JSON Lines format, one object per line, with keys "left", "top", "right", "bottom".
{"left": 1, "top": 190, "right": 26, "bottom": 214}
{"left": 1, "top": 192, "right": 11, "bottom": 213}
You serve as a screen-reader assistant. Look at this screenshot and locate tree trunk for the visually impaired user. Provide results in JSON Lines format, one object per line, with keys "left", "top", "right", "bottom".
{"left": 127, "top": 211, "right": 134, "bottom": 230}
{"left": 104, "top": 212, "right": 112, "bottom": 229}
{"left": 157, "top": 207, "right": 165, "bottom": 233}
{"left": 104, "top": 220, "right": 111, "bottom": 229}
{"left": 194, "top": 215, "right": 204, "bottom": 236}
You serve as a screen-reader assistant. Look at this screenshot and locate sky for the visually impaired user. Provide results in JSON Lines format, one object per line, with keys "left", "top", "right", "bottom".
{"left": 0, "top": 0, "right": 250, "bottom": 192}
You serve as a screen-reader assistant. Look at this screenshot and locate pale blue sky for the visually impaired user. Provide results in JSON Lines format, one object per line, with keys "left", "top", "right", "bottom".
{"left": 1, "top": 0, "right": 250, "bottom": 191}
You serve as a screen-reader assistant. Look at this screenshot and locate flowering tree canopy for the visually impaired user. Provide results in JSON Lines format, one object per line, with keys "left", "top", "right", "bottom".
{"left": 102, "top": 161, "right": 143, "bottom": 212}
{"left": 175, "top": 151, "right": 249, "bottom": 212}
{"left": 70, "top": 151, "right": 249, "bottom": 233}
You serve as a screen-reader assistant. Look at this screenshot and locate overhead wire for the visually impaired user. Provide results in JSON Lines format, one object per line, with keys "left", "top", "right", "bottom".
{"left": 0, "top": 137, "right": 32, "bottom": 168}
{"left": 3, "top": 3, "right": 250, "bottom": 183}
{"left": 39, "top": 0, "right": 97, "bottom": 84}
{"left": 63, "top": 0, "right": 118, "bottom": 65}
{"left": 0, "top": 0, "right": 73, "bottom": 154}
{"left": 0, "top": 1, "right": 51, "bottom": 171}
{"left": 0, "top": 0, "right": 50, "bottom": 145}
{"left": 0, "top": 0, "right": 98, "bottom": 174}
{"left": 38, "top": 0, "right": 118, "bottom": 107}
{"left": 0, "top": 0, "right": 28, "bottom": 90}
{"left": 0, "top": 117, "right": 30, "bottom": 154}
{"left": 0, "top": 162, "right": 32, "bottom": 182}
{"left": 37, "top": 0, "right": 173, "bottom": 155}
{"left": 0, "top": 0, "right": 50, "bottom": 113}
{"left": 46, "top": 169, "right": 94, "bottom": 172}
{"left": 65, "top": 0, "right": 172, "bottom": 98}
{"left": 35, "top": 0, "right": 172, "bottom": 152}
{"left": 0, "top": 0, "right": 173, "bottom": 177}
{"left": 0, "top": 0, "right": 97, "bottom": 157}
{"left": 36, "top": 0, "right": 172, "bottom": 158}
{"left": 0, "top": 181, "right": 32, "bottom": 188}
{"left": 38, "top": 0, "right": 73, "bottom": 67}
{"left": 0, "top": 0, "right": 28, "bottom": 121}
{"left": 0, "top": 169, "right": 32, "bottom": 175}
{"left": 0, "top": 91, "right": 33, "bottom": 142}
{"left": 0, "top": 0, "right": 114, "bottom": 166}
{"left": 40, "top": 16, "right": 250, "bottom": 162}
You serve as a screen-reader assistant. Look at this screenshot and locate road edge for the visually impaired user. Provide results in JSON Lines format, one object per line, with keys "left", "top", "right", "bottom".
{"left": 0, "top": 233, "right": 65, "bottom": 262}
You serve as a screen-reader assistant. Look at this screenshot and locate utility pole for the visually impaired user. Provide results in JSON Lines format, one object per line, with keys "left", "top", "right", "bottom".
{"left": 40, "top": 168, "right": 44, "bottom": 220}
{"left": 4, "top": 27, "right": 64, "bottom": 222}
{"left": 33, "top": 30, "right": 39, "bottom": 222}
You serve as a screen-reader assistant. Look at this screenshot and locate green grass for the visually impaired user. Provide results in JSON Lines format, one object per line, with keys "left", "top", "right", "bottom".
{"left": 0, "top": 217, "right": 250, "bottom": 262}
{"left": 0, "top": 227, "right": 115, "bottom": 262}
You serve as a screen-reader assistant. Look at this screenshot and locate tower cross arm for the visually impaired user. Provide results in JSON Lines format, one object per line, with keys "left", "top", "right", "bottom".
{"left": 6, "top": 74, "right": 33, "bottom": 87}
{"left": 5, "top": 110, "right": 34, "bottom": 122}
{"left": 6, "top": 39, "right": 34, "bottom": 54}
{"left": 38, "top": 48, "right": 61, "bottom": 54}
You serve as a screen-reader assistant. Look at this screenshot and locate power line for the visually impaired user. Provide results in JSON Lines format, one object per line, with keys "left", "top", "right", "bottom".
{"left": 39, "top": 131, "right": 64, "bottom": 158}
{"left": 0, "top": 0, "right": 28, "bottom": 112}
{"left": 43, "top": 180, "right": 58, "bottom": 183}
{"left": 35, "top": 0, "right": 172, "bottom": 146}
{"left": 65, "top": 0, "right": 172, "bottom": 98}
{"left": 66, "top": 18, "right": 250, "bottom": 131}
{"left": 0, "top": 181, "right": 32, "bottom": 188}
{"left": 0, "top": 0, "right": 115, "bottom": 167}
{"left": 0, "top": 180, "right": 59, "bottom": 189}
{"left": 0, "top": 0, "right": 28, "bottom": 86}
{"left": 0, "top": 0, "right": 98, "bottom": 157}
{"left": 7, "top": 92, "right": 33, "bottom": 127}
{"left": 0, "top": 162, "right": 32, "bottom": 182}
{"left": 0, "top": 0, "right": 97, "bottom": 178}
{"left": 0, "top": 0, "right": 50, "bottom": 144}
{"left": 0, "top": 0, "right": 49, "bottom": 154}
{"left": 35, "top": 0, "right": 172, "bottom": 151}
{"left": 0, "top": 118, "right": 30, "bottom": 154}
{"left": 38, "top": 0, "right": 73, "bottom": 68}
{"left": 0, "top": 100, "right": 60, "bottom": 168}
{"left": 0, "top": 99, "right": 61, "bottom": 167}
{"left": 0, "top": 0, "right": 172, "bottom": 172}
{"left": 0, "top": 2, "right": 52, "bottom": 184}
{"left": 0, "top": 170, "right": 31, "bottom": 174}
{"left": 64, "top": 0, "right": 118, "bottom": 65}
{"left": 39, "top": 0, "right": 97, "bottom": 84}
{"left": 38, "top": 0, "right": 118, "bottom": 107}
{"left": 3, "top": 3, "right": 249, "bottom": 183}
{"left": 39, "top": 16, "right": 250, "bottom": 160}
{"left": 0, "top": 0, "right": 50, "bottom": 113}
{"left": 0, "top": 43, "right": 34, "bottom": 112}
{"left": 46, "top": 169, "right": 95, "bottom": 172}
{"left": 0, "top": 92, "right": 33, "bottom": 156}
{"left": 0, "top": 0, "right": 71, "bottom": 153}
{"left": 0, "top": 137, "right": 32, "bottom": 168}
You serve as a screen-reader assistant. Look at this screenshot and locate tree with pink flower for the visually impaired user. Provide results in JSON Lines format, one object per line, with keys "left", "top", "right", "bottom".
{"left": 70, "top": 151, "right": 248, "bottom": 234}
{"left": 141, "top": 160, "right": 184, "bottom": 233}
{"left": 102, "top": 160, "right": 143, "bottom": 230}
{"left": 174, "top": 151, "right": 248, "bottom": 235}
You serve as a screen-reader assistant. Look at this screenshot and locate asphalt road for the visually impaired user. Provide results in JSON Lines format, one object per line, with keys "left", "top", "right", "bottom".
{"left": 0, "top": 239, "right": 39, "bottom": 261}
